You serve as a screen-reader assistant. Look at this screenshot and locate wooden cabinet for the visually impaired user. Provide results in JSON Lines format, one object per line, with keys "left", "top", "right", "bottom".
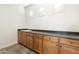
{"left": 26, "top": 33, "right": 33, "bottom": 49}
{"left": 60, "top": 38, "right": 79, "bottom": 54}
{"left": 18, "top": 31, "right": 27, "bottom": 46}
{"left": 60, "top": 38, "right": 79, "bottom": 47}
{"left": 59, "top": 44, "right": 79, "bottom": 54}
{"left": 43, "top": 39, "right": 59, "bottom": 54}
{"left": 18, "top": 31, "right": 22, "bottom": 44}
{"left": 18, "top": 31, "right": 33, "bottom": 49}
{"left": 22, "top": 32, "right": 27, "bottom": 46}
{"left": 43, "top": 35, "right": 59, "bottom": 42}
{"left": 43, "top": 35, "right": 59, "bottom": 54}
{"left": 18, "top": 31, "right": 79, "bottom": 54}
{"left": 33, "top": 33, "right": 43, "bottom": 53}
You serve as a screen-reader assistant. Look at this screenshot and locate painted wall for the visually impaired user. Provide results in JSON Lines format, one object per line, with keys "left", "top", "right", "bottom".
{"left": 25, "top": 4, "right": 79, "bottom": 32}
{"left": 24, "top": 4, "right": 64, "bottom": 31}
{"left": 0, "top": 4, "right": 27, "bottom": 48}
{"left": 64, "top": 4, "right": 79, "bottom": 32}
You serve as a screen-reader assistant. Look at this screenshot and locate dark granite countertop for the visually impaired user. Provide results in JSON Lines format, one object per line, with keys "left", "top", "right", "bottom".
{"left": 18, "top": 29, "right": 79, "bottom": 40}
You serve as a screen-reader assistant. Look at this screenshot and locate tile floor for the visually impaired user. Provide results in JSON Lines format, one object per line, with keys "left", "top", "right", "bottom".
{"left": 0, "top": 44, "right": 36, "bottom": 54}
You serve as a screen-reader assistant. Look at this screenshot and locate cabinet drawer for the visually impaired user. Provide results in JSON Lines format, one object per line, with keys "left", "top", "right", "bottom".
{"left": 60, "top": 44, "right": 79, "bottom": 54}
{"left": 43, "top": 35, "right": 58, "bottom": 42}
{"left": 28, "top": 33, "right": 33, "bottom": 36}
{"left": 50, "top": 36, "right": 58, "bottom": 42}
{"left": 26, "top": 32, "right": 33, "bottom": 36}
{"left": 33, "top": 34, "right": 43, "bottom": 39}
{"left": 25, "top": 32, "right": 29, "bottom": 35}
{"left": 60, "top": 38, "right": 79, "bottom": 47}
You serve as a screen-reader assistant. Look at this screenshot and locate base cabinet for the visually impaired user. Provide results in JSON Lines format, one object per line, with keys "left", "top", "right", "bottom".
{"left": 26, "top": 33, "right": 33, "bottom": 49}
{"left": 29, "top": 36, "right": 33, "bottom": 49}
{"left": 33, "top": 34, "right": 43, "bottom": 53}
{"left": 18, "top": 31, "right": 33, "bottom": 49}
{"left": 18, "top": 31, "right": 79, "bottom": 54}
{"left": 43, "top": 35, "right": 59, "bottom": 54}
{"left": 25, "top": 35, "right": 30, "bottom": 48}
{"left": 60, "top": 44, "right": 79, "bottom": 54}
{"left": 43, "top": 40, "right": 59, "bottom": 54}
{"left": 18, "top": 31, "right": 27, "bottom": 46}
{"left": 18, "top": 31, "right": 22, "bottom": 44}
{"left": 60, "top": 38, "right": 79, "bottom": 54}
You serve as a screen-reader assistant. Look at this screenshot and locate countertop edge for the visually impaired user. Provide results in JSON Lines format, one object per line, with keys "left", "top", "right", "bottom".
{"left": 18, "top": 29, "right": 79, "bottom": 40}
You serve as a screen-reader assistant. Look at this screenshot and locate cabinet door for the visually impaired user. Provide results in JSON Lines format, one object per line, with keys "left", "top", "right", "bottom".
{"left": 43, "top": 39, "right": 59, "bottom": 54}
{"left": 26, "top": 35, "right": 30, "bottom": 47}
{"left": 18, "top": 31, "right": 27, "bottom": 46}
{"left": 60, "top": 44, "right": 79, "bottom": 54}
{"left": 18, "top": 31, "right": 23, "bottom": 43}
{"left": 33, "top": 34, "right": 43, "bottom": 53}
{"left": 22, "top": 32, "right": 27, "bottom": 46}
{"left": 26, "top": 33, "right": 33, "bottom": 49}
{"left": 29, "top": 35, "right": 33, "bottom": 49}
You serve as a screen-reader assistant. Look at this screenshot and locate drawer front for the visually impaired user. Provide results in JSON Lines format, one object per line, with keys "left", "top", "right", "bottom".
{"left": 60, "top": 44, "right": 79, "bottom": 54}
{"left": 43, "top": 35, "right": 58, "bottom": 43}
{"left": 26, "top": 32, "right": 33, "bottom": 36}
{"left": 50, "top": 36, "right": 58, "bottom": 42}
{"left": 43, "top": 35, "right": 50, "bottom": 41}
{"left": 28, "top": 33, "right": 33, "bottom": 36}
{"left": 60, "top": 38, "right": 79, "bottom": 47}
{"left": 25, "top": 32, "right": 29, "bottom": 35}
{"left": 33, "top": 34, "right": 43, "bottom": 39}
